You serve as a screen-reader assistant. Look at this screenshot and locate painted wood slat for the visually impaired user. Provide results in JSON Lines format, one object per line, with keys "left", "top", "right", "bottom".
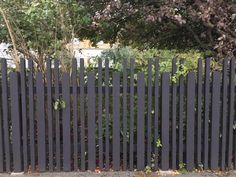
{"left": 62, "top": 73, "right": 71, "bottom": 171}
{"left": 36, "top": 73, "right": 46, "bottom": 171}
{"left": 54, "top": 60, "right": 61, "bottom": 171}
{"left": 122, "top": 59, "right": 127, "bottom": 170}
{"left": 105, "top": 59, "right": 110, "bottom": 170}
{"left": 137, "top": 73, "right": 145, "bottom": 170}
{"left": 154, "top": 59, "right": 159, "bottom": 170}
{"left": 221, "top": 59, "right": 228, "bottom": 169}
{"left": 197, "top": 59, "right": 203, "bottom": 165}
{"left": 161, "top": 73, "right": 170, "bottom": 170}
{"left": 178, "top": 60, "right": 184, "bottom": 166}
{"left": 147, "top": 59, "right": 152, "bottom": 167}
{"left": 72, "top": 59, "right": 78, "bottom": 171}
{"left": 129, "top": 59, "right": 135, "bottom": 170}
{"left": 98, "top": 59, "right": 103, "bottom": 169}
{"left": 228, "top": 59, "right": 235, "bottom": 168}
{"left": 10, "top": 72, "right": 22, "bottom": 172}
{"left": 87, "top": 73, "right": 96, "bottom": 171}
{"left": 1, "top": 59, "right": 11, "bottom": 172}
{"left": 203, "top": 58, "right": 210, "bottom": 169}
{"left": 28, "top": 60, "right": 35, "bottom": 171}
{"left": 186, "top": 72, "right": 196, "bottom": 171}
{"left": 112, "top": 72, "right": 120, "bottom": 171}
{"left": 210, "top": 71, "right": 221, "bottom": 170}
{"left": 80, "top": 59, "right": 85, "bottom": 171}
{"left": 0, "top": 103, "right": 3, "bottom": 172}
{"left": 20, "top": 59, "right": 28, "bottom": 172}
{"left": 171, "top": 58, "right": 177, "bottom": 170}
{"left": 46, "top": 59, "right": 53, "bottom": 171}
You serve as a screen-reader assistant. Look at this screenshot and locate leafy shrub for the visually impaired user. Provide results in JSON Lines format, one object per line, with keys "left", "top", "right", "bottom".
{"left": 90, "top": 47, "right": 207, "bottom": 74}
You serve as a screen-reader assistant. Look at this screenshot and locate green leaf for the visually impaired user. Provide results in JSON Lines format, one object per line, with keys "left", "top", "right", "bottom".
{"left": 53, "top": 99, "right": 60, "bottom": 110}
{"left": 60, "top": 100, "right": 66, "bottom": 109}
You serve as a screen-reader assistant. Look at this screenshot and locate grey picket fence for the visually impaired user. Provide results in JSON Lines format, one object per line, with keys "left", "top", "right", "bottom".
{"left": 0, "top": 58, "right": 235, "bottom": 172}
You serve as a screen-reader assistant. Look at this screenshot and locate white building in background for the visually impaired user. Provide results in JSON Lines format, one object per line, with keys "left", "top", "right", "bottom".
{"left": 0, "top": 43, "right": 16, "bottom": 67}
{"left": 0, "top": 38, "right": 111, "bottom": 67}
{"left": 69, "top": 39, "right": 111, "bottom": 66}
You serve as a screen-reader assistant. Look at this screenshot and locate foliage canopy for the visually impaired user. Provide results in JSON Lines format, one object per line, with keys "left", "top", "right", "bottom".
{"left": 82, "top": 0, "right": 236, "bottom": 59}
{"left": 0, "top": 0, "right": 235, "bottom": 70}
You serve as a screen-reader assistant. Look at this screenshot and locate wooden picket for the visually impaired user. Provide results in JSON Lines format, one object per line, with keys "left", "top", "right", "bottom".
{"left": 1, "top": 59, "right": 10, "bottom": 172}
{"left": 204, "top": 58, "right": 210, "bottom": 169}
{"left": 210, "top": 71, "right": 221, "bottom": 170}
{"left": 87, "top": 73, "right": 96, "bottom": 171}
{"left": 20, "top": 59, "right": 28, "bottom": 172}
{"left": 154, "top": 58, "right": 159, "bottom": 170}
{"left": 197, "top": 59, "right": 203, "bottom": 166}
{"left": 36, "top": 72, "right": 46, "bottom": 171}
{"left": 171, "top": 58, "right": 177, "bottom": 170}
{"left": 186, "top": 72, "right": 195, "bottom": 171}
{"left": 129, "top": 59, "right": 135, "bottom": 170}
{"left": 221, "top": 59, "right": 228, "bottom": 170}
{"left": 28, "top": 60, "right": 35, "bottom": 171}
{"left": 54, "top": 60, "right": 61, "bottom": 171}
{"left": 147, "top": 59, "right": 152, "bottom": 167}
{"left": 112, "top": 72, "right": 120, "bottom": 170}
{"left": 72, "top": 59, "right": 78, "bottom": 171}
{"left": 161, "top": 73, "right": 170, "bottom": 170}
{"left": 98, "top": 59, "right": 103, "bottom": 169}
{"left": 137, "top": 73, "right": 145, "bottom": 170}
{"left": 62, "top": 73, "right": 71, "bottom": 171}
{"left": 228, "top": 59, "right": 235, "bottom": 168}
{"left": 178, "top": 60, "right": 184, "bottom": 165}
{"left": 79, "top": 59, "right": 85, "bottom": 171}
{"left": 10, "top": 72, "right": 22, "bottom": 172}
{"left": 46, "top": 59, "right": 53, "bottom": 171}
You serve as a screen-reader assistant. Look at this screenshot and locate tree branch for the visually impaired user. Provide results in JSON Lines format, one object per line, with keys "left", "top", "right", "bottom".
{"left": 0, "top": 7, "right": 20, "bottom": 69}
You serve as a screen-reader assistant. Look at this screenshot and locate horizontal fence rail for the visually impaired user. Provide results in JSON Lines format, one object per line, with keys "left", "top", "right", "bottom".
{"left": 0, "top": 58, "right": 235, "bottom": 172}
